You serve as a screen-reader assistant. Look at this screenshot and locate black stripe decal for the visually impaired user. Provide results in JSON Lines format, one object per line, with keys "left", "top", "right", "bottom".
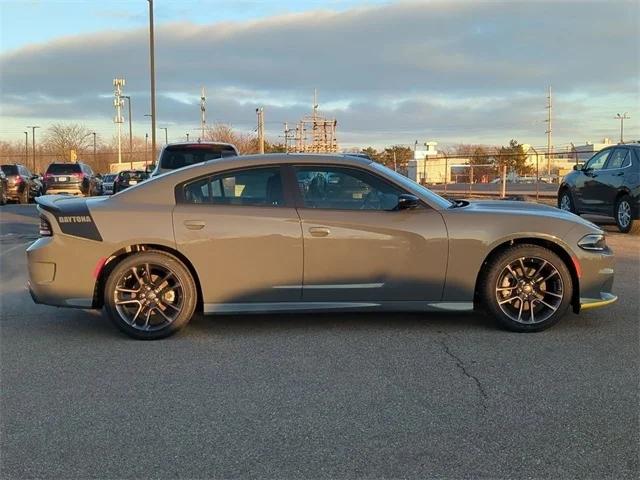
{"left": 53, "top": 200, "right": 102, "bottom": 241}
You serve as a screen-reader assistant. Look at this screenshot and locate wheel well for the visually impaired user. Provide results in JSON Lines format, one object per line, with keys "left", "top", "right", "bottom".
{"left": 92, "top": 244, "right": 204, "bottom": 312}
{"left": 474, "top": 238, "right": 580, "bottom": 313}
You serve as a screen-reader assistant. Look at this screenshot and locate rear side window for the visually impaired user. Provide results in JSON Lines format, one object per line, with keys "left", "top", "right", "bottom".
{"left": 605, "top": 149, "right": 630, "bottom": 169}
{"left": 46, "top": 163, "right": 82, "bottom": 174}
{"left": 160, "top": 144, "right": 238, "bottom": 170}
{"left": 119, "top": 171, "right": 148, "bottom": 181}
{"left": 1, "top": 165, "right": 18, "bottom": 176}
{"left": 182, "top": 167, "right": 283, "bottom": 207}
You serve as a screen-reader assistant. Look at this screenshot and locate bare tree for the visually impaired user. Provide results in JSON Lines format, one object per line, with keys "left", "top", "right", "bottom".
{"left": 204, "top": 123, "right": 258, "bottom": 154}
{"left": 44, "top": 123, "right": 93, "bottom": 161}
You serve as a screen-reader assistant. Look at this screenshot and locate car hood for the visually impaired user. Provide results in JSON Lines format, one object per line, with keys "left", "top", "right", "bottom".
{"left": 455, "top": 199, "right": 601, "bottom": 230}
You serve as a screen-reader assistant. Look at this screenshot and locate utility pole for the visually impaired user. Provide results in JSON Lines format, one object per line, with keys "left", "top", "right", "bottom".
{"left": 113, "top": 78, "right": 125, "bottom": 164}
{"left": 529, "top": 145, "right": 540, "bottom": 201}
{"left": 121, "top": 95, "right": 133, "bottom": 163}
{"left": 186, "top": 133, "right": 190, "bottom": 141}
{"left": 160, "top": 127, "right": 168, "bottom": 144}
{"left": 545, "top": 85, "right": 552, "bottom": 176}
{"left": 148, "top": 0, "right": 157, "bottom": 168}
{"left": 200, "top": 87, "right": 206, "bottom": 141}
{"left": 256, "top": 107, "right": 265, "bottom": 154}
{"left": 26, "top": 126, "right": 39, "bottom": 172}
{"left": 24, "top": 131, "right": 28, "bottom": 165}
{"left": 615, "top": 113, "right": 630, "bottom": 143}
{"left": 92, "top": 132, "right": 97, "bottom": 164}
{"left": 283, "top": 122, "right": 290, "bottom": 153}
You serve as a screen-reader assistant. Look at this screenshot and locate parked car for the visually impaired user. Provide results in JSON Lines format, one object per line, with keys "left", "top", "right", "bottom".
{"left": 558, "top": 144, "right": 640, "bottom": 233}
{"left": 113, "top": 170, "right": 149, "bottom": 193}
{"left": 150, "top": 142, "right": 238, "bottom": 176}
{"left": 0, "top": 164, "right": 42, "bottom": 203}
{"left": 28, "top": 154, "right": 616, "bottom": 339}
{"left": 101, "top": 173, "right": 117, "bottom": 195}
{"left": 43, "top": 162, "right": 101, "bottom": 197}
{"left": 0, "top": 170, "right": 7, "bottom": 205}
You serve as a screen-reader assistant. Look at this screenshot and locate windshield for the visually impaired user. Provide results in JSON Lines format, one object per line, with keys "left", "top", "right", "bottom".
{"left": 46, "top": 163, "right": 81, "bottom": 174}
{"left": 103, "top": 174, "right": 117, "bottom": 182}
{"left": 160, "top": 144, "right": 238, "bottom": 170}
{"left": 370, "top": 162, "right": 453, "bottom": 209}
{"left": 119, "top": 171, "right": 148, "bottom": 180}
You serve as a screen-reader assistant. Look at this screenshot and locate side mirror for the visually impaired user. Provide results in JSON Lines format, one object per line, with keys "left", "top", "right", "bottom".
{"left": 573, "top": 163, "right": 585, "bottom": 171}
{"left": 395, "top": 194, "right": 420, "bottom": 210}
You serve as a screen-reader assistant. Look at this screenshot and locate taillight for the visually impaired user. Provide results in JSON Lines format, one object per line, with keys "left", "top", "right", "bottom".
{"left": 39, "top": 215, "right": 52, "bottom": 237}
{"left": 72, "top": 173, "right": 84, "bottom": 181}
{"left": 13, "top": 175, "right": 22, "bottom": 184}
{"left": 44, "top": 173, "right": 53, "bottom": 181}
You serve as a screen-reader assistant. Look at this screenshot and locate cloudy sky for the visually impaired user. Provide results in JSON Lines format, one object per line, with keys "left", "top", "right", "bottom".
{"left": 0, "top": 0, "right": 638, "bottom": 149}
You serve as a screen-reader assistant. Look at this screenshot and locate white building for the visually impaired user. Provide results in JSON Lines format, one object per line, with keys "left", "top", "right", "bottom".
{"left": 407, "top": 141, "right": 440, "bottom": 183}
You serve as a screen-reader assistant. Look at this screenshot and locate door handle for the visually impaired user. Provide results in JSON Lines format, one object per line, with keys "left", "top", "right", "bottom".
{"left": 184, "top": 220, "right": 206, "bottom": 230}
{"left": 309, "top": 226, "right": 330, "bottom": 237}
{"left": 614, "top": 172, "right": 624, "bottom": 176}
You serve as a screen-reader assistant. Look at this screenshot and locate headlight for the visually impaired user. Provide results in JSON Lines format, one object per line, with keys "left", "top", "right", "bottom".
{"left": 578, "top": 233, "right": 607, "bottom": 251}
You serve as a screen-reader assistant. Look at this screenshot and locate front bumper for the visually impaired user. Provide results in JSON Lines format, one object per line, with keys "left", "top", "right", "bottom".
{"left": 580, "top": 292, "right": 618, "bottom": 311}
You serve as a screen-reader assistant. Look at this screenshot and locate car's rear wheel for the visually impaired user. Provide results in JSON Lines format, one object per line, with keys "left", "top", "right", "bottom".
{"left": 614, "top": 195, "right": 639, "bottom": 234}
{"left": 481, "top": 245, "right": 573, "bottom": 332}
{"left": 18, "top": 187, "right": 28, "bottom": 204}
{"left": 558, "top": 190, "right": 576, "bottom": 214}
{"left": 0, "top": 188, "right": 6, "bottom": 205}
{"left": 104, "top": 251, "right": 197, "bottom": 339}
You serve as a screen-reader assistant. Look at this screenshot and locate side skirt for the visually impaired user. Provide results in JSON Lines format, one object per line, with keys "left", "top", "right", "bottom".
{"left": 203, "top": 301, "right": 475, "bottom": 315}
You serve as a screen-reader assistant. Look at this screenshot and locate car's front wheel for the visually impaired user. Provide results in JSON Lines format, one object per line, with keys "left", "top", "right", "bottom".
{"left": 481, "top": 244, "right": 573, "bottom": 332}
{"left": 615, "top": 195, "right": 639, "bottom": 234}
{"left": 104, "top": 251, "right": 197, "bottom": 339}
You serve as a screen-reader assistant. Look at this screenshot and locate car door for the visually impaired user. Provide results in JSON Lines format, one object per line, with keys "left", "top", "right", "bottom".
{"left": 18, "top": 165, "right": 35, "bottom": 197}
{"left": 173, "top": 165, "right": 303, "bottom": 305}
{"left": 576, "top": 148, "right": 612, "bottom": 214}
{"left": 598, "top": 148, "right": 631, "bottom": 213}
{"left": 292, "top": 164, "right": 448, "bottom": 302}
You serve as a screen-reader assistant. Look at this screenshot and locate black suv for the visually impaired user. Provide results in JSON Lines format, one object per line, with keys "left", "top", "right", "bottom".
{"left": 113, "top": 170, "right": 149, "bottom": 193}
{"left": 0, "top": 164, "right": 42, "bottom": 204}
{"left": 44, "top": 162, "right": 100, "bottom": 197}
{"left": 558, "top": 144, "right": 640, "bottom": 233}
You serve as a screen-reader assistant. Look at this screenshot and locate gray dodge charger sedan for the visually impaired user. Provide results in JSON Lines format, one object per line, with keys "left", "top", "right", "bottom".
{"left": 27, "top": 154, "right": 617, "bottom": 339}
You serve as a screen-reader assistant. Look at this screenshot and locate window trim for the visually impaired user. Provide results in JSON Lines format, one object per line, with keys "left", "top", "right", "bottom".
{"left": 288, "top": 163, "right": 427, "bottom": 212}
{"left": 175, "top": 164, "right": 293, "bottom": 208}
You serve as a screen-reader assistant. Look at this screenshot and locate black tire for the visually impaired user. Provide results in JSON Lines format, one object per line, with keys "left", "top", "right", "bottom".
{"left": 0, "top": 189, "right": 6, "bottom": 205}
{"left": 558, "top": 189, "right": 576, "bottom": 214}
{"left": 480, "top": 244, "right": 573, "bottom": 332}
{"left": 104, "top": 251, "right": 198, "bottom": 340}
{"left": 614, "top": 195, "right": 639, "bottom": 234}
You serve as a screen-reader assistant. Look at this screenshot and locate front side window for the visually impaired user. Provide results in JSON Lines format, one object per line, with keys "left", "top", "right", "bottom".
{"left": 182, "top": 167, "right": 283, "bottom": 207}
{"left": 585, "top": 149, "right": 611, "bottom": 171}
{"left": 295, "top": 165, "right": 402, "bottom": 211}
{"left": 605, "top": 149, "right": 630, "bottom": 169}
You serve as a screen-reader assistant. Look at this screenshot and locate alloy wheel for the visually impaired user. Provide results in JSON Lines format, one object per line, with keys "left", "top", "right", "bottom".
{"left": 495, "top": 256, "right": 564, "bottom": 324}
{"left": 617, "top": 200, "right": 631, "bottom": 229}
{"left": 560, "top": 194, "right": 571, "bottom": 211}
{"left": 113, "top": 263, "right": 184, "bottom": 332}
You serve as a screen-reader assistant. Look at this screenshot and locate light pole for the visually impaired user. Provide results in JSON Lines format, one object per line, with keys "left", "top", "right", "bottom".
{"left": 92, "top": 132, "right": 97, "bottom": 165}
{"left": 615, "top": 113, "right": 630, "bottom": 143}
{"left": 24, "top": 131, "right": 28, "bottom": 165}
{"left": 160, "top": 127, "right": 168, "bottom": 144}
{"left": 26, "top": 126, "right": 39, "bottom": 172}
{"left": 529, "top": 145, "right": 540, "bottom": 201}
{"left": 145, "top": 133, "right": 149, "bottom": 167}
{"left": 186, "top": 132, "right": 190, "bottom": 141}
{"left": 148, "top": 0, "right": 157, "bottom": 164}
{"left": 121, "top": 95, "right": 133, "bottom": 161}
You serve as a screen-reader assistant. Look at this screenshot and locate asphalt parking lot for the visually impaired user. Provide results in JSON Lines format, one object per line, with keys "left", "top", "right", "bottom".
{"left": 1, "top": 203, "right": 638, "bottom": 479}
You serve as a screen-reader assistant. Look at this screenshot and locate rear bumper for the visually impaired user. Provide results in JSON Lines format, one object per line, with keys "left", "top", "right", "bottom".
{"left": 26, "top": 236, "right": 99, "bottom": 308}
{"left": 45, "top": 187, "right": 84, "bottom": 196}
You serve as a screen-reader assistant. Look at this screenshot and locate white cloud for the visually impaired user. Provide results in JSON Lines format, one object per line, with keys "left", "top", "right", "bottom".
{"left": 0, "top": 0, "right": 638, "bottom": 146}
